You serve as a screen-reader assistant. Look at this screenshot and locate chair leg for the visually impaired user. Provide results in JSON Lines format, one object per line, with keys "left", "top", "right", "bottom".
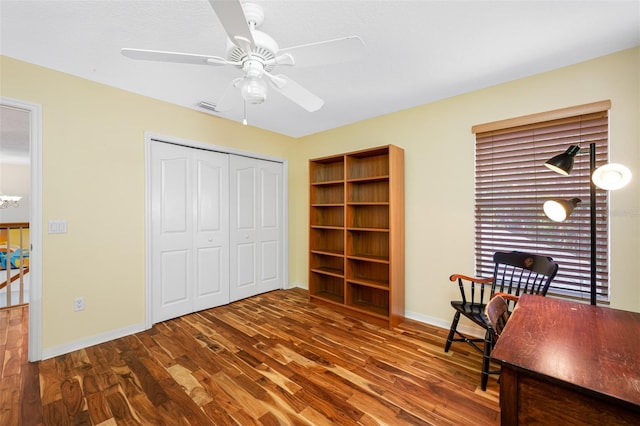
{"left": 444, "top": 311, "right": 461, "bottom": 352}
{"left": 481, "top": 329, "right": 493, "bottom": 391}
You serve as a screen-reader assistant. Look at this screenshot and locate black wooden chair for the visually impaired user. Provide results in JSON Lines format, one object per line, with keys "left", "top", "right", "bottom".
{"left": 444, "top": 251, "right": 558, "bottom": 390}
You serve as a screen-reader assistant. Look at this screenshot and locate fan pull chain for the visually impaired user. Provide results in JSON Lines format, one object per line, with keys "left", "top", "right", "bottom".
{"left": 242, "top": 100, "right": 248, "bottom": 125}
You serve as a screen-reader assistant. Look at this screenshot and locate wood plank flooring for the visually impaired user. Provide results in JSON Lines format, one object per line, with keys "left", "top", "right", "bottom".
{"left": 1, "top": 288, "right": 500, "bottom": 425}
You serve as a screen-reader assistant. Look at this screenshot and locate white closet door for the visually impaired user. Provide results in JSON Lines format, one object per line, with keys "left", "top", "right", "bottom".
{"left": 258, "top": 160, "right": 284, "bottom": 293}
{"left": 192, "top": 153, "right": 230, "bottom": 311}
{"left": 230, "top": 156, "right": 283, "bottom": 301}
{"left": 151, "top": 142, "right": 229, "bottom": 323}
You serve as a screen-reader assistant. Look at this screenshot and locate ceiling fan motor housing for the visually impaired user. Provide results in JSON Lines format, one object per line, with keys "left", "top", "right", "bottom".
{"left": 228, "top": 3, "right": 277, "bottom": 105}
{"left": 227, "top": 29, "right": 278, "bottom": 71}
{"left": 225, "top": 3, "right": 278, "bottom": 72}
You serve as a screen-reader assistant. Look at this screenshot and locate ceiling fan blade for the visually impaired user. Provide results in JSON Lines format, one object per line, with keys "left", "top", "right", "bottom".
{"left": 277, "top": 36, "right": 365, "bottom": 67}
{"left": 266, "top": 74, "right": 324, "bottom": 112}
{"left": 207, "top": 0, "right": 255, "bottom": 50}
{"left": 121, "top": 48, "right": 238, "bottom": 66}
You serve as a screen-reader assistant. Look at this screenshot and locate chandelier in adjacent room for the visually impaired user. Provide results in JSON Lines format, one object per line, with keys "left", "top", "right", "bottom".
{"left": 0, "top": 194, "right": 21, "bottom": 209}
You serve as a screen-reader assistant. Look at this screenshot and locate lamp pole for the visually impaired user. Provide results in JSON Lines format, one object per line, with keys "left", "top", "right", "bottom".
{"left": 589, "top": 142, "right": 597, "bottom": 305}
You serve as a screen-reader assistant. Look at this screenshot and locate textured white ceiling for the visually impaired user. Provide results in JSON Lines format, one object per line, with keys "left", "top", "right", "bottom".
{"left": 0, "top": 105, "right": 30, "bottom": 165}
{"left": 1, "top": 0, "right": 639, "bottom": 142}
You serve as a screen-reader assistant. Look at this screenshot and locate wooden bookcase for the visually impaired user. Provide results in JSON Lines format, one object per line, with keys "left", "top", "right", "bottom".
{"left": 309, "top": 145, "right": 405, "bottom": 327}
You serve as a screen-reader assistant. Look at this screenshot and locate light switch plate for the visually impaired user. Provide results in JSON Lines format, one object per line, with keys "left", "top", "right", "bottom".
{"left": 48, "top": 220, "right": 67, "bottom": 234}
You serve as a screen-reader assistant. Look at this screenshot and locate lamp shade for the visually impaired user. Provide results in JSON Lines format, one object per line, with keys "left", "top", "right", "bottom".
{"left": 544, "top": 145, "right": 581, "bottom": 175}
{"left": 592, "top": 163, "right": 632, "bottom": 190}
{"left": 543, "top": 197, "right": 581, "bottom": 222}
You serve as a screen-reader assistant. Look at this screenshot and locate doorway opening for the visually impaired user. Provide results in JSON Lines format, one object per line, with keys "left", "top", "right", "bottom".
{"left": 0, "top": 97, "right": 43, "bottom": 361}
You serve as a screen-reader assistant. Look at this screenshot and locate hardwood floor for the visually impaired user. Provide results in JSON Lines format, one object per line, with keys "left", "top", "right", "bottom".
{"left": 1, "top": 288, "right": 500, "bottom": 425}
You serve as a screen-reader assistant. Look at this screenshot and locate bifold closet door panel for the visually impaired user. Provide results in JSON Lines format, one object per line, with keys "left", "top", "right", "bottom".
{"left": 258, "top": 163, "right": 283, "bottom": 294}
{"left": 192, "top": 153, "right": 230, "bottom": 311}
{"left": 229, "top": 155, "right": 284, "bottom": 302}
{"left": 151, "top": 143, "right": 192, "bottom": 323}
{"left": 151, "top": 141, "right": 230, "bottom": 323}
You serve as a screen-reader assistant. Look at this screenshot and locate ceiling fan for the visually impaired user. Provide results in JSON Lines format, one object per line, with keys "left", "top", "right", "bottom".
{"left": 121, "top": 0, "right": 365, "bottom": 114}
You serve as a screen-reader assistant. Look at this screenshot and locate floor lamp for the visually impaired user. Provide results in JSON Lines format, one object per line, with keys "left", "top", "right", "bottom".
{"left": 543, "top": 143, "right": 631, "bottom": 305}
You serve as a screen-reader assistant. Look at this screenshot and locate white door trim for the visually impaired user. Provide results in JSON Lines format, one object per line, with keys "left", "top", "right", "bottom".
{"left": 1, "top": 96, "right": 43, "bottom": 361}
{"left": 144, "top": 132, "right": 289, "bottom": 330}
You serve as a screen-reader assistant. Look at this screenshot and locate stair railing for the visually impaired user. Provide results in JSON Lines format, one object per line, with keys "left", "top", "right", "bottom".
{"left": 1, "top": 222, "right": 30, "bottom": 307}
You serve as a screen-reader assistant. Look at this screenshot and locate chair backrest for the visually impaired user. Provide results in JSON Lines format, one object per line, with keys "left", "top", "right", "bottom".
{"left": 491, "top": 251, "right": 558, "bottom": 304}
{"left": 485, "top": 295, "right": 510, "bottom": 337}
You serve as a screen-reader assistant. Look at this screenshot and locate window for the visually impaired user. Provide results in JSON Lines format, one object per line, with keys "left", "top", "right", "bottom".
{"left": 472, "top": 101, "right": 610, "bottom": 304}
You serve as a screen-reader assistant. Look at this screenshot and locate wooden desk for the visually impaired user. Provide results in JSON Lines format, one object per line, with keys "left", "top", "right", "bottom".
{"left": 491, "top": 294, "right": 640, "bottom": 425}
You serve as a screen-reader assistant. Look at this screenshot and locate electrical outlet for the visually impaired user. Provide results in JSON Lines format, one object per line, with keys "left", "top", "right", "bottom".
{"left": 74, "top": 297, "right": 85, "bottom": 312}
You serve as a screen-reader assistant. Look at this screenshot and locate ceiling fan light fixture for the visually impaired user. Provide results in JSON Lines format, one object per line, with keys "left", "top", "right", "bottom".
{"left": 240, "top": 59, "right": 268, "bottom": 104}
{"left": 241, "top": 76, "right": 267, "bottom": 104}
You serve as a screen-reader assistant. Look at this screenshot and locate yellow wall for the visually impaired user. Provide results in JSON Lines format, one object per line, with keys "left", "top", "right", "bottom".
{"left": 1, "top": 46, "right": 638, "bottom": 357}
{"left": 296, "top": 47, "right": 640, "bottom": 323}
{"left": 1, "top": 56, "right": 295, "bottom": 352}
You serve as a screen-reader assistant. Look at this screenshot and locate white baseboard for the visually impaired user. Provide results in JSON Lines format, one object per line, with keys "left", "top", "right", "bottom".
{"left": 39, "top": 289, "right": 481, "bottom": 360}
{"left": 286, "top": 284, "right": 484, "bottom": 339}
{"left": 41, "top": 322, "right": 146, "bottom": 360}
{"left": 405, "top": 309, "right": 485, "bottom": 339}
{"left": 42, "top": 284, "right": 307, "bottom": 359}
{"left": 286, "top": 284, "right": 485, "bottom": 339}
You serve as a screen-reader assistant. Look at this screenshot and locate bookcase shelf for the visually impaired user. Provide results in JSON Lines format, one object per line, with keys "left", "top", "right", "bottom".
{"left": 311, "top": 205, "right": 344, "bottom": 228}
{"left": 311, "top": 183, "right": 344, "bottom": 205}
{"left": 347, "top": 204, "right": 390, "bottom": 229}
{"left": 308, "top": 145, "right": 404, "bottom": 328}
